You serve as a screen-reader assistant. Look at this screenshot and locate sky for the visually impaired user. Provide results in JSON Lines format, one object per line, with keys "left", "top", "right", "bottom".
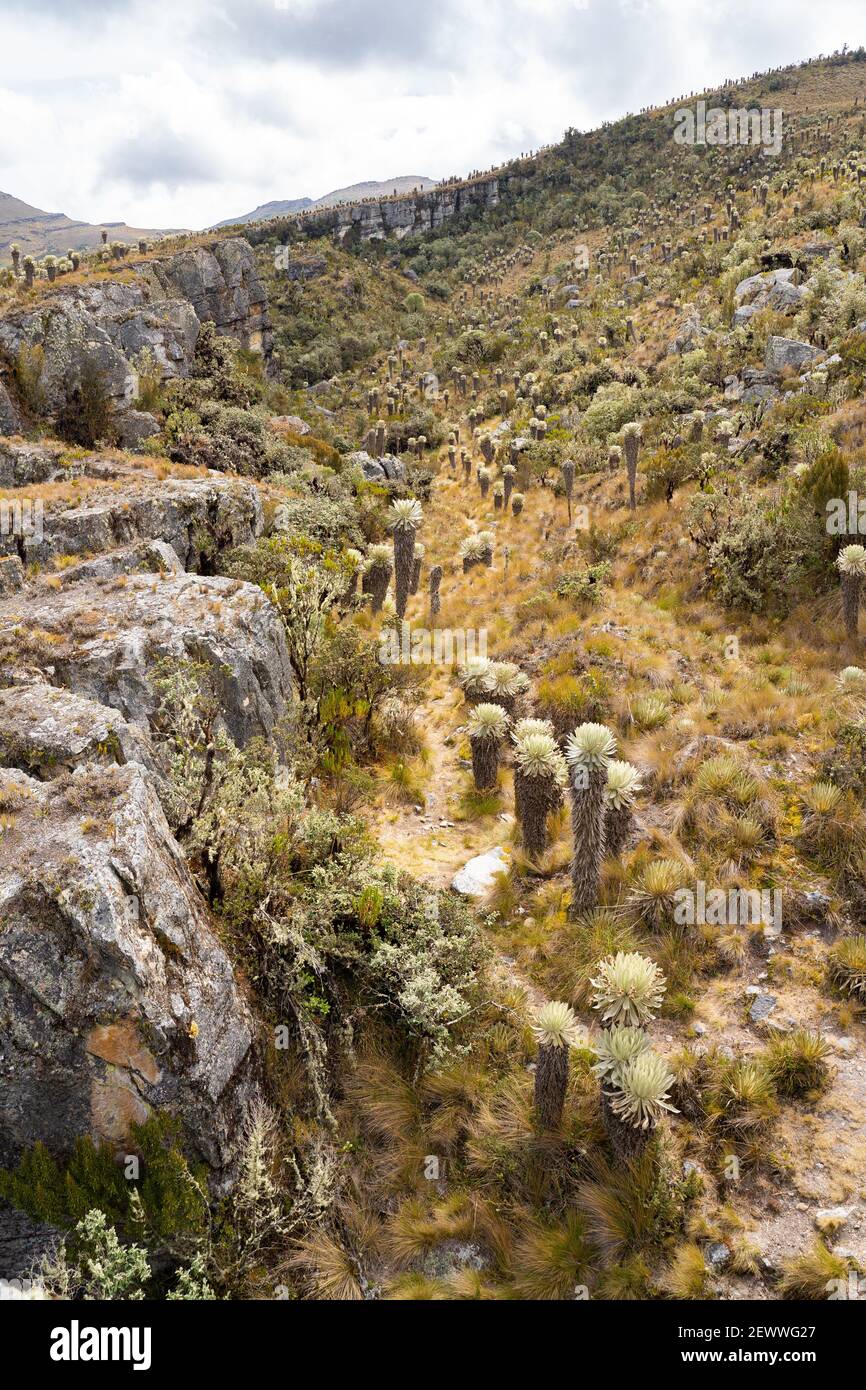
{"left": 0, "top": 0, "right": 864, "bottom": 231}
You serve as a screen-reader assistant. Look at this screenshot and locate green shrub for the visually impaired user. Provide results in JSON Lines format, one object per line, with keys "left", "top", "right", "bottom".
{"left": 536, "top": 670, "right": 612, "bottom": 740}
{"left": 0, "top": 1114, "right": 208, "bottom": 1249}
{"left": 555, "top": 562, "right": 611, "bottom": 605}
{"left": 763, "top": 1030, "right": 832, "bottom": 1098}
{"left": 703, "top": 493, "right": 831, "bottom": 614}
{"left": 55, "top": 359, "right": 117, "bottom": 448}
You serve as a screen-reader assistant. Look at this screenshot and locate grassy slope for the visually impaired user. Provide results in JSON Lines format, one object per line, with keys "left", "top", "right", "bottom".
{"left": 276, "top": 50, "right": 866, "bottom": 1296}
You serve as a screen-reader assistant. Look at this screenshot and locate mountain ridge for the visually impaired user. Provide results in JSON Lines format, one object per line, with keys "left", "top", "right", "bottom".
{"left": 213, "top": 175, "right": 438, "bottom": 228}
{"left": 0, "top": 190, "right": 182, "bottom": 263}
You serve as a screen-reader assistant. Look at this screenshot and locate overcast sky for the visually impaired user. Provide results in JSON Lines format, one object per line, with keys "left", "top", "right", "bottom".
{"left": 0, "top": 0, "right": 863, "bottom": 230}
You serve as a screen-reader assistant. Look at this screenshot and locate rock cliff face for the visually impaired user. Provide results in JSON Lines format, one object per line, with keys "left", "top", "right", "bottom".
{"left": 0, "top": 462, "right": 291, "bottom": 1215}
{"left": 0, "top": 682, "right": 159, "bottom": 781}
{"left": 261, "top": 176, "right": 505, "bottom": 244}
{"left": 0, "top": 762, "right": 259, "bottom": 1176}
{"left": 0, "top": 238, "right": 271, "bottom": 438}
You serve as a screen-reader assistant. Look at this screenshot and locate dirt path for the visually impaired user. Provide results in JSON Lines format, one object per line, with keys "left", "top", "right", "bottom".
{"left": 366, "top": 671, "right": 510, "bottom": 888}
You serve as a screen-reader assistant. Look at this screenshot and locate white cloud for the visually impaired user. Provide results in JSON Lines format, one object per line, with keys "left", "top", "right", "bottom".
{"left": 0, "top": 0, "right": 863, "bottom": 230}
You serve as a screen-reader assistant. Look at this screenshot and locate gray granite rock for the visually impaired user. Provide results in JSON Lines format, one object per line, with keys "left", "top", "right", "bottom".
{"left": 0, "top": 682, "right": 158, "bottom": 780}
{"left": 765, "top": 336, "right": 822, "bottom": 374}
{"left": 0, "top": 762, "right": 260, "bottom": 1179}
{"left": 0, "top": 571, "right": 293, "bottom": 747}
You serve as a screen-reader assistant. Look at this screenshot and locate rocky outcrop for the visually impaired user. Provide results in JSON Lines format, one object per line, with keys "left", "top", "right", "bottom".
{"left": 0, "top": 683, "right": 158, "bottom": 781}
{"left": 254, "top": 177, "right": 505, "bottom": 246}
{"left": 724, "top": 367, "right": 781, "bottom": 404}
{"left": 0, "top": 572, "right": 293, "bottom": 747}
{"left": 667, "top": 308, "right": 709, "bottom": 355}
{"left": 0, "top": 380, "right": 21, "bottom": 434}
{"left": 732, "top": 268, "right": 804, "bottom": 326}
{"left": 0, "top": 761, "right": 259, "bottom": 1177}
{"left": 148, "top": 239, "right": 271, "bottom": 354}
{"left": 0, "top": 1204, "right": 59, "bottom": 1281}
{"left": 0, "top": 238, "right": 271, "bottom": 442}
{"left": 348, "top": 450, "right": 406, "bottom": 483}
{"left": 0, "top": 439, "right": 73, "bottom": 489}
{"left": 0, "top": 474, "right": 263, "bottom": 568}
{"left": 0, "top": 557, "right": 23, "bottom": 596}
{"left": 57, "top": 540, "right": 184, "bottom": 584}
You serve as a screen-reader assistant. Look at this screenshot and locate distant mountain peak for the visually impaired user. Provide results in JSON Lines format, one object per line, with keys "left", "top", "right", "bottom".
{"left": 0, "top": 190, "right": 180, "bottom": 262}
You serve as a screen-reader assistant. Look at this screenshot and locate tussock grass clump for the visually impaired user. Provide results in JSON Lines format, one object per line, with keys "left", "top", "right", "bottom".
{"left": 657, "top": 1242, "right": 711, "bottom": 1299}
{"left": 777, "top": 1239, "right": 853, "bottom": 1300}
{"left": 578, "top": 1148, "right": 682, "bottom": 1265}
{"left": 828, "top": 933, "right": 866, "bottom": 1003}
{"left": 628, "top": 857, "right": 692, "bottom": 932}
{"left": 679, "top": 752, "right": 777, "bottom": 847}
{"left": 542, "top": 907, "right": 641, "bottom": 1008}
{"left": 763, "top": 1029, "right": 832, "bottom": 1099}
{"left": 704, "top": 1056, "right": 778, "bottom": 1138}
{"left": 288, "top": 1202, "right": 382, "bottom": 1300}
{"left": 509, "top": 1212, "right": 594, "bottom": 1301}
{"left": 386, "top": 1193, "right": 479, "bottom": 1269}
{"left": 798, "top": 781, "right": 866, "bottom": 871}
{"left": 536, "top": 670, "right": 611, "bottom": 741}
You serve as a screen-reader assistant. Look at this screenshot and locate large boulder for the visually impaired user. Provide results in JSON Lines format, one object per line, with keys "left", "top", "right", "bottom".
{"left": 667, "top": 308, "right": 709, "bottom": 355}
{"left": 0, "top": 572, "right": 293, "bottom": 747}
{"left": 0, "top": 440, "right": 72, "bottom": 489}
{"left": 732, "top": 269, "right": 805, "bottom": 326}
{"left": 765, "top": 336, "right": 822, "bottom": 375}
{"left": 0, "top": 557, "right": 23, "bottom": 596}
{"left": 115, "top": 409, "right": 160, "bottom": 451}
{"left": 348, "top": 450, "right": 406, "bottom": 484}
{"left": 0, "top": 762, "right": 259, "bottom": 1177}
{"left": 57, "top": 540, "right": 183, "bottom": 585}
{"left": 451, "top": 846, "right": 511, "bottom": 898}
